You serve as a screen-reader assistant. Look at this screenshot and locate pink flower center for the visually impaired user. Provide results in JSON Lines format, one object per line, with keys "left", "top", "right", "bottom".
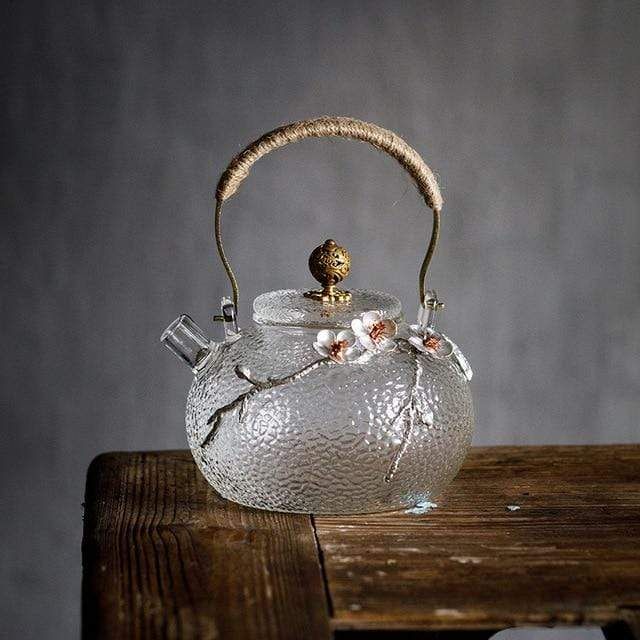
{"left": 423, "top": 335, "right": 440, "bottom": 351}
{"left": 369, "top": 321, "right": 387, "bottom": 343}
{"left": 329, "top": 340, "right": 349, "bottom": 360}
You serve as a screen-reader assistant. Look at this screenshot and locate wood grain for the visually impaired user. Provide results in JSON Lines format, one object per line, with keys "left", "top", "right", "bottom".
{"left": 82, "top": 446, "right": 640, "bottom": 639}
{"left": 314, "top": 445, "right": 640, "bottom": 634}
{"left": 82, "top": 451, "right": 331, "bottom": 639}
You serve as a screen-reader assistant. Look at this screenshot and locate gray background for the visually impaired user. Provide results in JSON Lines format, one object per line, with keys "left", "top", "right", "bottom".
{"left": 2, "top": 1, "right": 639, "bottom": 638}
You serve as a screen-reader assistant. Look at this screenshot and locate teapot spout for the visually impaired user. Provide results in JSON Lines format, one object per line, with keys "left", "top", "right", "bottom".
{"left": 161, "top": 314, "right": 217, "bottom": 373}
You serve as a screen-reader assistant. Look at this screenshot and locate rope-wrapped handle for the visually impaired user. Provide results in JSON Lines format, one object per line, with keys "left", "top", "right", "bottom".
{"left": 214, "top": 116, "right": 443, "bottom": 310}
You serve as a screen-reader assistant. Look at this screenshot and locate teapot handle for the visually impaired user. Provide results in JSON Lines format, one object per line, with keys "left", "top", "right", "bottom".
{"left": 214, "top": 116, "right": 443, "bottom": 310}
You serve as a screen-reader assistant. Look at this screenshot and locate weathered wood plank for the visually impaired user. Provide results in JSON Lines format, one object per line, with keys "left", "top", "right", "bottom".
{"left": 314, "top": 445, "right": 640, "bottom": 633}
{"left": 333, "top": 631, "right": 500, "bottom": 639}
{"left": 82, "top": 451, "right": 331, "bottom": 640}
{"left": 83, "top": 445, "right": 640, "bottom": 637}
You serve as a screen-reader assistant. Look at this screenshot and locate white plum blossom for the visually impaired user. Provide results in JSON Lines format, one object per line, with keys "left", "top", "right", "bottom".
{"left": 408, "top": 325, "right": 453, "bottom": 358}
{"left": 313, "top": 329, "right": 358, "bottom": 364}
{"left": 351, "top": 311, "right": 397, "bottom": 353}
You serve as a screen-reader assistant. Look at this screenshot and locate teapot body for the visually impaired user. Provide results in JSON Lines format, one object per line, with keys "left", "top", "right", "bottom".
{"left": 186, "top": 322, "right": 473, "bottom": 514}
{"left": 160, "top": 116, "right": 477, "bottom": 514}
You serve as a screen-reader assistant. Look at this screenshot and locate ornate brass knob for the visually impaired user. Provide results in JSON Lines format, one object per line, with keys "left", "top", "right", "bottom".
{"left": 304, "top": 239, "right": 352, "bottom": 303}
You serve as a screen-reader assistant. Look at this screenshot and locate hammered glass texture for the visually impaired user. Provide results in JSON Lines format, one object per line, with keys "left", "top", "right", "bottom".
{"left": 186, "top": 324, "right": 474, "bottom": 514}
{"left": 252, "top": 288, "right": 402, "bottom": 327}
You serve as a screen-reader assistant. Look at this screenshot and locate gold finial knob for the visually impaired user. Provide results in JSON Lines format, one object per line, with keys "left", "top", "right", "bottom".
{"left": 304, "top": 239, "right": 352, "bottom": 303}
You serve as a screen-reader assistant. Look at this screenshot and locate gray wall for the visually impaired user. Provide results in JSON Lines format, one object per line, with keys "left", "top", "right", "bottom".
{"left": 3, "top": 1, "right": 639, "bottom": 638}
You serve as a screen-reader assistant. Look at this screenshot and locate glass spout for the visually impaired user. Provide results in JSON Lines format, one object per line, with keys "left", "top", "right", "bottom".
{"left": 161, "top": 315, "right": 215, "bottom": 372}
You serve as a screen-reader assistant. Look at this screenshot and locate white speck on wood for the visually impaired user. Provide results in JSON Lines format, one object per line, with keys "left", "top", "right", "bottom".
{"left": 435, "top": 608, "right": 463, "bottom": 618}
{"left": 506, "top": 504, "right": 521, "bottom": 511}
{"left": 450, "top": 556, "right": 482, "bottom": 564}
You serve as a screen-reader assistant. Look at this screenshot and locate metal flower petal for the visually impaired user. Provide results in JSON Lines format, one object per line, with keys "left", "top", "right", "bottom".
{"left": 313, "top": 329, "right": 357, "bottom": 364}
{"left": 362, "top": 310, "right": 382, "bottom": 328}
{"left": 352, "top": 311, "right": 397, "bottom": 352}
{"left": 316, "top": 329, "right": 336, "bottom": 348}
{"left": 351, "top": 317, "right": 366, "bottom": 338}
{"left": 376, "top": 337, "right": 397, "bottom": 353}
{"left": 336, "top": 330, "right": 356, "bottom": 348}
{"left": 408, "top": 326, "right": 453, "bottom": 358}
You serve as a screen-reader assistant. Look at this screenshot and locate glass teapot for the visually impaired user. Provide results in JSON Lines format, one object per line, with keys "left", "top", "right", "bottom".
{"left": 161, "top": 117, "right": 473, "bottom": 514}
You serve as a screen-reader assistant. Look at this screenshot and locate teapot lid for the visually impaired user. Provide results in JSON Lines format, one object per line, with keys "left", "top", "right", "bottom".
{"left": 253, "top": 288, "right": 402, "bottom": 328}
{"left": 253, "top": 238, "right": 402, "bottom": 328}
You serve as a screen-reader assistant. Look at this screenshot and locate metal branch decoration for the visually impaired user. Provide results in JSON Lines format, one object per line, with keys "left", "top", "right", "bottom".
{"left": 384, "top": 340, "right": 434, "bottom": 483}
{"left": 200, "top": 358, "right": 332, "bottom": 447}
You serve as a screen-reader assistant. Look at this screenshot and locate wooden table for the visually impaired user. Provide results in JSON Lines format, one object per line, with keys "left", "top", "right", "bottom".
{"left": 82, "top": 445, "right": 640, "bottom": 639}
